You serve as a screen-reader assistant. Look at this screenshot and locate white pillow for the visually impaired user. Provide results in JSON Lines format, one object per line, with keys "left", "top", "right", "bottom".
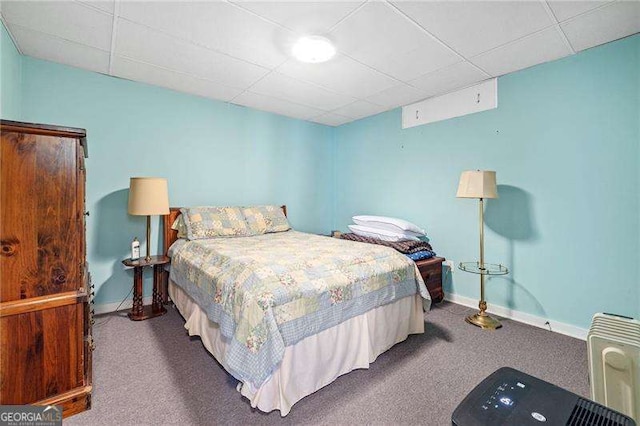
{"left": 348, "top": 224, "right": 421, "bottom": 242}
{"left": 352, "top": 215, "right": 426, "bottom": 236}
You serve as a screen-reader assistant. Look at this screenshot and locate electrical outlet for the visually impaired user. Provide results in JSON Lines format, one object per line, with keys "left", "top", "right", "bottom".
{"left": 444, "top": 260, "right": 455, "bottom": 272}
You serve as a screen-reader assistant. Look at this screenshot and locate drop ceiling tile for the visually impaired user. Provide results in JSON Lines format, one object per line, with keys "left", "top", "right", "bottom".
{"left": 78, "top": 0, "right": 115, "bottom": 15}
{"left": 365, "top": 83, "right": 427, "bottom": 108}
{"left": 409, "top": 62, "right": 487, "bottom": 98}
{"left": 232, "top": 91, "right": 325, "bottom": 121}
{"left": 331, "top": 2, "right": 459, "bottom": 80}
{"left": 372, "top": 43, "right": 462, "bottom": 82}
{"left": 471, "top": 28, "right": 572, "bottom": 77}
{"left": 119, "top": 1, "right": 292, "bottom": 69}
{"left": 9, "top": 24, "right": 109, "bottom": 74}
{"left": 331, "top": 2, "right": 424, "bottom": 58}
{"left": 277, "top": 54, "right": 398, "bottom": 99}
{"left": 230, "top": 1, "right": 364, "bottom": 34}
{"left": 311, "top": 112, "right": 353, "bottom": 126}
{"left": 547, "top": 1, "right": 612, "bottom": 22}
{"left": 561, "top": 1, "right": 640, "bottom": 52}
{"left": 2, "top": 1, "right": 112, "bottom": 50}
{"left": 112, "top": 56, "right": 243, "bottom": 102}
{"left": 391, "top": 1, "right": 554, "bottom": 57}
{"left": 116, "top": 20, "right": 269, "bottom": 90}
{"left": 250, "top": 72, "right": 356, "bottom": 111}
{"left": 331, "top": 100, "right": 388, "bottom": 119}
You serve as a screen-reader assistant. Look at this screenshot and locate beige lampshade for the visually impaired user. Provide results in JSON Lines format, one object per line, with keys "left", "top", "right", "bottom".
{"left": 456, "top": 170, "right": 498, "bottom": 199}
{"left": 127, "top": 177, "right": 170, "bottom": 216}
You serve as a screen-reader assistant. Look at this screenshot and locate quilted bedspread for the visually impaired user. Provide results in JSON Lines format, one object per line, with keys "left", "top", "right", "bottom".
{"left": 169, "top": 230, "right": 430, "bottom": 387}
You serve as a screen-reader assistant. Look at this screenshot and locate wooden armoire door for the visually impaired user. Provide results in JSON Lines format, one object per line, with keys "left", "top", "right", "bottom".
{"left": 0, "top": 120, "right": 92, "bottom": 417}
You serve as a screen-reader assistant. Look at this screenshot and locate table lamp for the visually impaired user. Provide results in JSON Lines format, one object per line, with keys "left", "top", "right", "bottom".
{"left": 457, "top": 170, "right": 508, "bottom": 330}
{"left": 127, "top": 177, "right": 169, "bottom": 262}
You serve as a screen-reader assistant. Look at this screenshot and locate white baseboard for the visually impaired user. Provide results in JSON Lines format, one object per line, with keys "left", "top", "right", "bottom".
{"left": 95, "top": 292, "right": 588, "bottom": 340}
{"left": 443, "top": 293, "right": 588, "bottom": 341}
{"left": 94, "top": 296, "right": 153, "bottom": 316}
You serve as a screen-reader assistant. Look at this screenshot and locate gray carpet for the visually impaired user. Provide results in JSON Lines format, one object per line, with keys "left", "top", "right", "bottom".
{"left": 67, "top": 302, "right": 588, "bottom": 425}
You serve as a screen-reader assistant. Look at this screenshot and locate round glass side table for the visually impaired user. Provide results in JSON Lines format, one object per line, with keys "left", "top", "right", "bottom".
{"left": 458, "top": 262, "right": 509, "bottom": 276}
{"left": 458, "top": 262, "right": 509, "bottom": 329}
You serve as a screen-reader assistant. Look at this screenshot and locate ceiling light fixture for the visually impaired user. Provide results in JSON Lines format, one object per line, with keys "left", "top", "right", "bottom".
{"left": 292, "top": 36, "right": 336, "bottom": 63}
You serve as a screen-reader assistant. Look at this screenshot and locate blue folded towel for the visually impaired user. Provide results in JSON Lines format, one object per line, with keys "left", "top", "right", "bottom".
{"left": 406, "top": 250, "right": 435, "bottom": 261}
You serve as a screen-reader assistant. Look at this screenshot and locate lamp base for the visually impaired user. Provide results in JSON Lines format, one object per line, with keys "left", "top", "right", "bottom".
{"left": 465, "top": 311, "right": 502, "bottom": 330}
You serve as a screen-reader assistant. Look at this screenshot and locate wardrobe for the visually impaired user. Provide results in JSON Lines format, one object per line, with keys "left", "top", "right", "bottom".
{"left": 0, "top": 120, "right": 93, "bottom": 417}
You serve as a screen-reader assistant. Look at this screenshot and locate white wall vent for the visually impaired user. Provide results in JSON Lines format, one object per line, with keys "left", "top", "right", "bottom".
{"left": 402, "top": 78, "right": 497, "bottom": 129}
{"left": 588, "top": 313, "right": 640, "bottom": 423}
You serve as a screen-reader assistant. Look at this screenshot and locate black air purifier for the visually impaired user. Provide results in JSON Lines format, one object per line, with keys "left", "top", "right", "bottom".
{"left": 452, "top": 367, "right": 636, "bottom": 426}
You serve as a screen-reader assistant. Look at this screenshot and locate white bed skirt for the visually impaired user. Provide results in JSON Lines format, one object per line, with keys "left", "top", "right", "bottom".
{"left": 169, "top": 280, "right": 425, "bottom": 416}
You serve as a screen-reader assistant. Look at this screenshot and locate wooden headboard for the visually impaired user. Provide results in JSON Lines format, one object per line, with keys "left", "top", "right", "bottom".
{"left": 162, "top": 205, "right": 287, "bottom": 256}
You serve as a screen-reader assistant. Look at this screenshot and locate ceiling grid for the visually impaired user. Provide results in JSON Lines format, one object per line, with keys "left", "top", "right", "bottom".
{"left": 1, "top": 0, "right": 637, "bottom": 126}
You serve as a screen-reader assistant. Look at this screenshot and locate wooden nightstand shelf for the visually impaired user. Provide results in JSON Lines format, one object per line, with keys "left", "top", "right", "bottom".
{"left": 122, "top": 255, "right": 169, "bottom": 321}
{"left": 415, "top": 256, "right": 445, "bottom": 303}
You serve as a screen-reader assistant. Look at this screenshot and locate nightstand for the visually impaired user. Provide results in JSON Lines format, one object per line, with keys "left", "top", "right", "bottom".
{"left": 122, "top": 255, "right": 169, "bottom": 321}
{"left": 415, "top": 256, "right": 445, "bottom": 303}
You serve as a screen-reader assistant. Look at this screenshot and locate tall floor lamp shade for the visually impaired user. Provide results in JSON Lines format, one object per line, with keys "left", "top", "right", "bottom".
{"left": 457, "top": 170, "right": 508, "bottom": 330}
{"left": 128, "top": 177, "right": 169, "bottom": 261}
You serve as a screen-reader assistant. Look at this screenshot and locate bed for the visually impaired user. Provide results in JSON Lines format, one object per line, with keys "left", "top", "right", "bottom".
{"left": 162, "top": 206, "right": 430, "bottom": 416}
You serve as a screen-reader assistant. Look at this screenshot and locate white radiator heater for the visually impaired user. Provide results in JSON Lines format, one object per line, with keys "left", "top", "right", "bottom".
{"left": 588, "top": 313, "right": 640, "bottom": 423}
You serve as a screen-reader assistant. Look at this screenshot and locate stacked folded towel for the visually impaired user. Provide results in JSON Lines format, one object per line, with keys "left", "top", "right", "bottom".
{"left": 349, "top": 215, "right": 426, "bottom": 242}
{"left": 342, "top": 215, "right": 436, "bottom": 261}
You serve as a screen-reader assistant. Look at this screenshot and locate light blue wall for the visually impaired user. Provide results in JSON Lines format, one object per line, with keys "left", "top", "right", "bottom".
{"left": 20, "top": 57, "right": 334, "bottom": 305}
{"left": 334, "top": 34, "right": 640, "bottom": 329}
{"left": 0, "top": 21, "right": 22, "bottom": 119}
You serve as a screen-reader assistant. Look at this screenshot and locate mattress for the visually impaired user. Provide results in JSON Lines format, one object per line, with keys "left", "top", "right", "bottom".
{"left": 169, "top": 280, "right": 424, "bottom": 416}
{"left": 169, "top": 231, "right": 430, "bottom": 387}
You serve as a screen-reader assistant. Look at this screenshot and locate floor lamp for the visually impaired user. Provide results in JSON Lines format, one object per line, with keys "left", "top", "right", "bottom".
{"left": 457, "top": 170, "right": 508, "bottom": 330}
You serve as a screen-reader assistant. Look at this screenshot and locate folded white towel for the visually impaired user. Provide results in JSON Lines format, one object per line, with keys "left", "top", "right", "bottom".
{"left": 348, "top": 224, "right": 421, "bottom": 242}
{"left": 352, "top": 215, "right": 426, "bottom": 236}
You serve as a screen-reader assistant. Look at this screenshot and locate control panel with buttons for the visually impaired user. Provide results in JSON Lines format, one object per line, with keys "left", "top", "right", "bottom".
{"left": 479, "top": 378, "right": 530, "bottom": 418}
